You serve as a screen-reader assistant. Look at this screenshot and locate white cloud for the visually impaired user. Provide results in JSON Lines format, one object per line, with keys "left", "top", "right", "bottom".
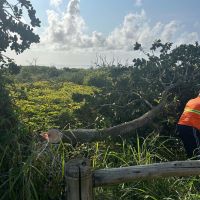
{"left": 106, "top": 10, "right": 148, "bottom": 49}
{"left": 67, "top": 0, "right": 79, "bottom": 15}
{"left": 41, "top": 0, "right": 199, "bottom": 53}
{"left": 106, "top": 11, "right": 183, "bottom": 49}
{"left": 42, "top": 0, "right": 105, "bottom": 50}
{"left": 50, "top": 0, "right": 62, "bottom": 7}
{"left": 160, "top": 21, "right": 179, "bottom": 42}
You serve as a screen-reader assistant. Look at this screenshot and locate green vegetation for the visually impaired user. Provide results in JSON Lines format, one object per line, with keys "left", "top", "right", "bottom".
{"left": 0, "top": 73, "right": 18, "bottom": 142}
{"left": 1, "top": 41, "right": 200, "bottom": 199}
{"left": 11, "top": 81, "right": 97, "bottom": 131}
{"left": 1, "top": 1, "right": 200, "bottom": 199}
{"left": 14, "top": 66, "right": 88, "bottom": 84}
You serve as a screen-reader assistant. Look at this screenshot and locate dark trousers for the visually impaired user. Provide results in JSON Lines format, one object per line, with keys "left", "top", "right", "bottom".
{"left": 177, "top": 124, "right": 200, "bottom": 158}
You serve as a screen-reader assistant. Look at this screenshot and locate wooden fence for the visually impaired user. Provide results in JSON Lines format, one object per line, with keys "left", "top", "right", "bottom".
{"left": 65, "top": 158, "right": 200, "bottom": 200}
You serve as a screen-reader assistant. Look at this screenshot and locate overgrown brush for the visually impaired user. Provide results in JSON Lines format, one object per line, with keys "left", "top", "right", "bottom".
{"left": 1, "top": 131, "right": 200, "bottom": 200}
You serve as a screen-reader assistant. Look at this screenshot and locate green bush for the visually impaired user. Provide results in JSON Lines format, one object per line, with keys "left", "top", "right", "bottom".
{"left": 0, "top": 73, "right": 18, "bottom": 142}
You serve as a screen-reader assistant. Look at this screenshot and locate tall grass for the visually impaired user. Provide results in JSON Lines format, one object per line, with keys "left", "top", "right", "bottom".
{"left": 0, "top": 131, "right": 200, "bottom": 200}
{"left": 93, "top": 134, "right": 199, "bottom": 200}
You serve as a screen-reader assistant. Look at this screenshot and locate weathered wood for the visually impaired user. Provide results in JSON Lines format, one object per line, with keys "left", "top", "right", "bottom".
{"left": 42, "top": 82, "right": 182, "bottom": 145}
{"left": 79, "top": 159, "right": 93, "bottom": 200}
{"left": 65, "top": 158, "right": 93, "bottom": 200}
{"left": 93, "top": 160, "right": 200, "bottom": 187}
{"left": 62, "top": 101, "right": 165, "bottom": 144}
{"left": 65, "top": 159, "right": 81, "bottom": 200}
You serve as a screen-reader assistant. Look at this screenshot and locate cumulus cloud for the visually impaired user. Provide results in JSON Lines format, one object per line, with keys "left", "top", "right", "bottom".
{"left": 106, "top": 10, "right": 148, "bottom": 49}
{"left": 50, "top": 0, "right": 62, "bottom": 7}
{"left": 106, "top": 10, "right": 182, "bottom": 49}
{"left": 41, "top": 0, "right": 199, "bottom": 52}
{"left": 42, "top": 0, "right": 106, "bottom": 50}
{"left": 160, "top": 21, "right": 179, "bottom": 42}
{"left": 42, "top": 0, "right": 104, "bottom": 50}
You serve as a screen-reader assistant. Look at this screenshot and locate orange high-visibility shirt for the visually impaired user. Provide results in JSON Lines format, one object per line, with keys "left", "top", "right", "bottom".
{"left": 178, "top": 97, "right": 200, "bottom": 130}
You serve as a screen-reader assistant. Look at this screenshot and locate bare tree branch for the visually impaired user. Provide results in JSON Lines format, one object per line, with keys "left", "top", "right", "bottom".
{"left": 61, "top": 82, "right": 180, "bottom": 144}
{"left": 60, "top": 100, "right": 164, "bottom": 145}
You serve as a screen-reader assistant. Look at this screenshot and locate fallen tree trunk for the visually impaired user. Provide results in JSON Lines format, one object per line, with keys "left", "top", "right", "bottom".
{"left": 43, "top": 84, "right": 179, "bottom": 144}
{"left": 62, "top": 101, "right": 165, "bottom": 144}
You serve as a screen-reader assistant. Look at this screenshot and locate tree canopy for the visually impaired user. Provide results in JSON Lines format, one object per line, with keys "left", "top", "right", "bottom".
{"left": 0, "top": 0, "right": 40, "bottom": 69}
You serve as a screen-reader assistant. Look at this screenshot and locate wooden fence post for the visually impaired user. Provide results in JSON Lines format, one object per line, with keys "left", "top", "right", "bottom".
{"left": 65, "top": 158, "right": 93, "bottom": 200}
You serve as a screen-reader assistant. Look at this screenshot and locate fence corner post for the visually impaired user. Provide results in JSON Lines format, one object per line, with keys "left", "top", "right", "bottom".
{"left": 65, "top": 158, "right": 93, "bottom": 200}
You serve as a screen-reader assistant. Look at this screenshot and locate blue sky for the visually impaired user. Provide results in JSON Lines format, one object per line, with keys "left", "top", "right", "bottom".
{"left": 9, "top": 0, "right": 200, "bottom": 67}
{"left": 81, "top": 0, "right": 200, "bottom": 34}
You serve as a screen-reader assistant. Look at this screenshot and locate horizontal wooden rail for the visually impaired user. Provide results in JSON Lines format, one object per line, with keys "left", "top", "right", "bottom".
{"left": 65, "top": 159, "right": 200, "bottom": 199}
{"left": 93, "top": 160, "right": 200, "bottom": 187}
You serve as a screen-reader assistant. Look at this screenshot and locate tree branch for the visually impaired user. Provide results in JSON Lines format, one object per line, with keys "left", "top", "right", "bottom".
{"left": 61, "top": 100, "right": 165, "bottom": 145}
{"left": 43, "top": 82, "right": 181, "bottom": 145}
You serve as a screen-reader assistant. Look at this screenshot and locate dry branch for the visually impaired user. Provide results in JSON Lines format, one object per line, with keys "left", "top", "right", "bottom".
{"left": 45, "top": 83, "right": 180, "bottom": 144}
{"left": 62, "top": 101, "right": 165, "bottom": 144}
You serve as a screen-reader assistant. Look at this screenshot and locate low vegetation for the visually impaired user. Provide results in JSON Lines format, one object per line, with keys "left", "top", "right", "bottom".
{"left": 11, "top": 81, "right": 97, "bottom": 131}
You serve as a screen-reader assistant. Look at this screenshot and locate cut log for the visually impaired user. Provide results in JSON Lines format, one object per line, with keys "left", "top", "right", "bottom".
{"left": 62, "top": 101, "right": 165, "bottom": 144}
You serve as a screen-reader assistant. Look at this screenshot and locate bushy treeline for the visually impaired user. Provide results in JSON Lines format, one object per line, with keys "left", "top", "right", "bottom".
{"left": 14, "top": 65, "right": 89, "bottom": 84}
{"left": 14, "top": 65, "right": 130, "bottom": 87}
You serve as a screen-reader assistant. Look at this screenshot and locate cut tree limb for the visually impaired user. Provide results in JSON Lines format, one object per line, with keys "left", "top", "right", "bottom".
{"left": 46, "top": 83, "right": 179, "bottom": 144}
{"left": 61, "top": 101, "right": 165, "bottom": 144}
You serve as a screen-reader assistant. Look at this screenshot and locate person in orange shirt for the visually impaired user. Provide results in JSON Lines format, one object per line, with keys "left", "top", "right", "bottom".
{"left": 177, "top": 93, "right": 200, "bottom": 158}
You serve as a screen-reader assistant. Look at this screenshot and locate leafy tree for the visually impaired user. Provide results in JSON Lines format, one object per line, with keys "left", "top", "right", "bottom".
{"left": 0, "top": 0, "right": 40, "bottom": 67}
{"left": 57, "top": 41, "right": 200, "bottom": 144}
{"left": 0, "top": 0, "right": 40, "bottom": 138}
{"left": 83, "top": 69, "right": 113, "bottom": 88}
